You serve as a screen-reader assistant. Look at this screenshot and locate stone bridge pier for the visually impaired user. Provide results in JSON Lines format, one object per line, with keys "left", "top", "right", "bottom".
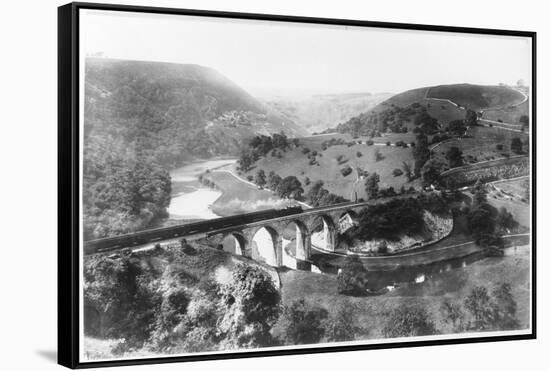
{"left": 200, "top": 208, "right": 362, "bottom": 271}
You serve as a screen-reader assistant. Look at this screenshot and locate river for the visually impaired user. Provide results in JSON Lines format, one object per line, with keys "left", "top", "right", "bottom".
{"left": 166, "top": 159, "right": 237, "bottom": 221}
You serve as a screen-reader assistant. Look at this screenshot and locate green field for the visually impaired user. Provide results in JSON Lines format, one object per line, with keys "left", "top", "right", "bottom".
{"left": 244, "top": 133, "right": 421, "bottom": 201}
{"left": 426, "top": 84, "right": 525, "bottom": 110}
{"left": 482, "top": 100, "right": 529, "bottom": 125}
{"left": 433, "top": 126, "right": 528, "bottom": 163}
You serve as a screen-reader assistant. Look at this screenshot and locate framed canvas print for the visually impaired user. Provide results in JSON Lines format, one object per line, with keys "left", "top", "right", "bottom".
{"left": 58, "top": 2, "right": 536, "bottom": 368}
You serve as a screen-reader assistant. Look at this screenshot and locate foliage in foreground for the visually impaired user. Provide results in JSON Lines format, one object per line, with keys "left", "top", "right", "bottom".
{"left": 84, "top": 252, "right": 281, "bottom": 356}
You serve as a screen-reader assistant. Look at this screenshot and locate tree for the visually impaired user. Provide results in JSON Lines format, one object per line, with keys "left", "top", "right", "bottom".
{"left": 414, "top": 110, "right": 439, "bottom": 134}
{"left": 255, "top": 169, "right": 266, "bottom": 188}
{"left": 468, "top": 203, "right": 496, "bottom": 242}
{"left": 448, "top": 120, "right": 467, "bottom": 136}
{"left": 472, "top": 179, "right": 487, "bottom": 205}
{"left": 402, "top": 161, "right": 413, "bottom": 181}
{"left": 364, "top": 172, "right": 380, "bottom": 199}
{"left": 337, "top": 255, "right": 369, "bottom": 296}
{"left": 340, "top": 166, "right": 353, "bottom": 177}
{"left": 519, "top": 115, "right": 529, "bottom": 126}
{"left": 218, "top": 264, "right": 281, "bottom": 348}
{"left": 382, "top": 305, "right": 436, "bottom": 338}
{"left": 267, "top": 171, "right": 282, "bottom": 190}
{"left": 440, "top": 300, "right": 466, "bottom": 332}
{"left": 238, "top": 148, "right": 256, "bottom": 172}
{"left": 464, "top": 286, "right": 495, "bottom": 330}
{"left": 465, "top": 109, "right": 478, "bottom": 126}
{"left": 413, "top": 133, "right": 430, "bottom": 177}
{"left": 277, "top": 176, "right": 304, "bottom": 199}
{"left": 511, "top": 137, "right": 523, "bottom": 154}
{"left": 421, "top": 158, "right": 446, "bottom": 186}
{"left": 446, "top": 146, "right": 463, "bottom": 168}
{"left": 491, "top": 283, "right": 519, "bottom": 330}
{"left": 495, "top": 207, "right": 518, "bottom": 233}
{"left": 374, "top": 148, "right": 384, "bottom": 162}
{"left": 279, "top": 299, "right": 328, "bottom": 345}
{"left": 392, "top": 168, "right": 403, "bottom": 177}
{"left": 83, "top": 255, "right": 161, "bottom": 348}
{"left": 324, "top": 301, "right": 361, "bottom": 342}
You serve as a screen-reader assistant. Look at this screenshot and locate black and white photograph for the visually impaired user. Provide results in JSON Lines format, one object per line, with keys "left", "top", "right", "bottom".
{"left": 61, "top": 2, "right": 535, "bottom": 367}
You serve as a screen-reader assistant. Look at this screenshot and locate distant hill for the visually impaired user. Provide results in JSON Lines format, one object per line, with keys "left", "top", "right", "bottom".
{"left": 426, "top": 84, "right": 526, "bottom": 111}
{"left": 264, "top": 92, "right": 393, "bottom": 134}
{"left": 331, "top": 84, "right": 528, "bottom": 137}
{"left": 82, "top": 58, "right": 308, "bottom": 239}
{"left": 85, "top": 58, "right": 307, "bottom": 167}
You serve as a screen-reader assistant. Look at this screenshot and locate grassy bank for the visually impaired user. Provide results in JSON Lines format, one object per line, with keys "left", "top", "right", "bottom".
{"left": 244, "top": 133, "right": 420, "bottom": 201}
{"left": 280, "top": 244, "right": 531, "bottom": 340}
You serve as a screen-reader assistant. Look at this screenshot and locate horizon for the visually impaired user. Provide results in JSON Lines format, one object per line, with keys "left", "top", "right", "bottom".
{"left": 81, "top": 9, "right": 532, "bottom": 98}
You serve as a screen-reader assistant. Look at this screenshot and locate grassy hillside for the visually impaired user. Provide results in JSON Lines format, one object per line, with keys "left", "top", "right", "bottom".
{"left": 243, "top": 133, "right": 421, "bottom": 201}
{"left": 85, "top": 57, "right": 307, "bottom": 165}
{"left": 278, "top": 245, "right": 531, "bottom": 339}
{"left": 426, "top": 84, "right": 525, "bottom": 110}
{"left": 432, "top": 126, "right": 529, "bottom": 163}
{"left": 334, "top": 84, "right": 528, "bottom": 138}
{"left": 482, "top": 99, "right": 529, "bottom": 125}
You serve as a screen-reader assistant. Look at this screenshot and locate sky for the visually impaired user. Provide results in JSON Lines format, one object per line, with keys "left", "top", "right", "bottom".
{"left": 80, "top": 9, "right": 532, "bottom": 97}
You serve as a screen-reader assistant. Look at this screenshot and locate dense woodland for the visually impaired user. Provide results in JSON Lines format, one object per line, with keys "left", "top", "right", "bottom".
{"left": 83, "top": 58, "right": 305, "bottom": 239}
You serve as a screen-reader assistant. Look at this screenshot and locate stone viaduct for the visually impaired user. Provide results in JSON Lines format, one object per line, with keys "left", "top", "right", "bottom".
{"left": 198, "top": 194, "right": 417, "bottom": 269}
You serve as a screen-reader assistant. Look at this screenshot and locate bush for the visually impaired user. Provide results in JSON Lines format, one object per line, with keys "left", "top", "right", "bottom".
{"left": 392, "top": 168, "right": 403, "bottom": 177}
{"left": 382, "top": 306, "right": 436, "bottom": 338}
{"left": 340, "top": 166, "right": 353, "bottom": 177}
{"left": 356, "top": 151, "right": 363, "bottom": 157}
{"left": 302, "top": 147, "right": 311, "bottom": 154}
{"left": 218, "top": 264, "right": 281, "bottom": 348}
{"left": 278, "top": 299, "right": 328, "bottom": 345}
{"left": 324, "top": 302, "right": 361, "bottom": 342}
{"left": 386, "top": 141, "right": 391, "bottom": 146}
{"left": 337, "top": 256, "right": 368, "bottom": 296}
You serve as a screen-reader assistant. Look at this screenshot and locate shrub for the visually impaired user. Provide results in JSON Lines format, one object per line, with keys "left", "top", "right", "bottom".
{"left": 324, "top": 302, "right": 361, "bottom": 342}
{"left": 302, "top": 147, "right": 311, "bottom": 154}
{"left": 392, "top": 168, "right": 403, "bottom": 177}
{"left": 218, "top": 264, "right": 281, "bottom": 348}
{"left": 356, "top": 151, "right": 363, "bottom": 157}
{"left": 340, "top": 166, "right": 353, "bottom": 177}
{"left": 278, "top": 299, "right": 328, "bottom": 345}
{"left": 337, "top": 256, "right": 368, "bottom": 296}
{"left": 382, "top": 306, "right": 436, "bottom": 338}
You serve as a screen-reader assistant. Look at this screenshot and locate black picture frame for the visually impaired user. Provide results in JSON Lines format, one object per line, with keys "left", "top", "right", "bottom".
{"left": 58, "top": 2, "right": 537, "bottom": 368}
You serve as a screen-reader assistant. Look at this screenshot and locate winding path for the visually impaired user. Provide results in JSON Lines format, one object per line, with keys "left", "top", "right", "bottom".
{"left": 311, "top": 233, "right": 530, "bottom": 269}
{"left": 424, "top": 87, "right": 529, "bottom": 133}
